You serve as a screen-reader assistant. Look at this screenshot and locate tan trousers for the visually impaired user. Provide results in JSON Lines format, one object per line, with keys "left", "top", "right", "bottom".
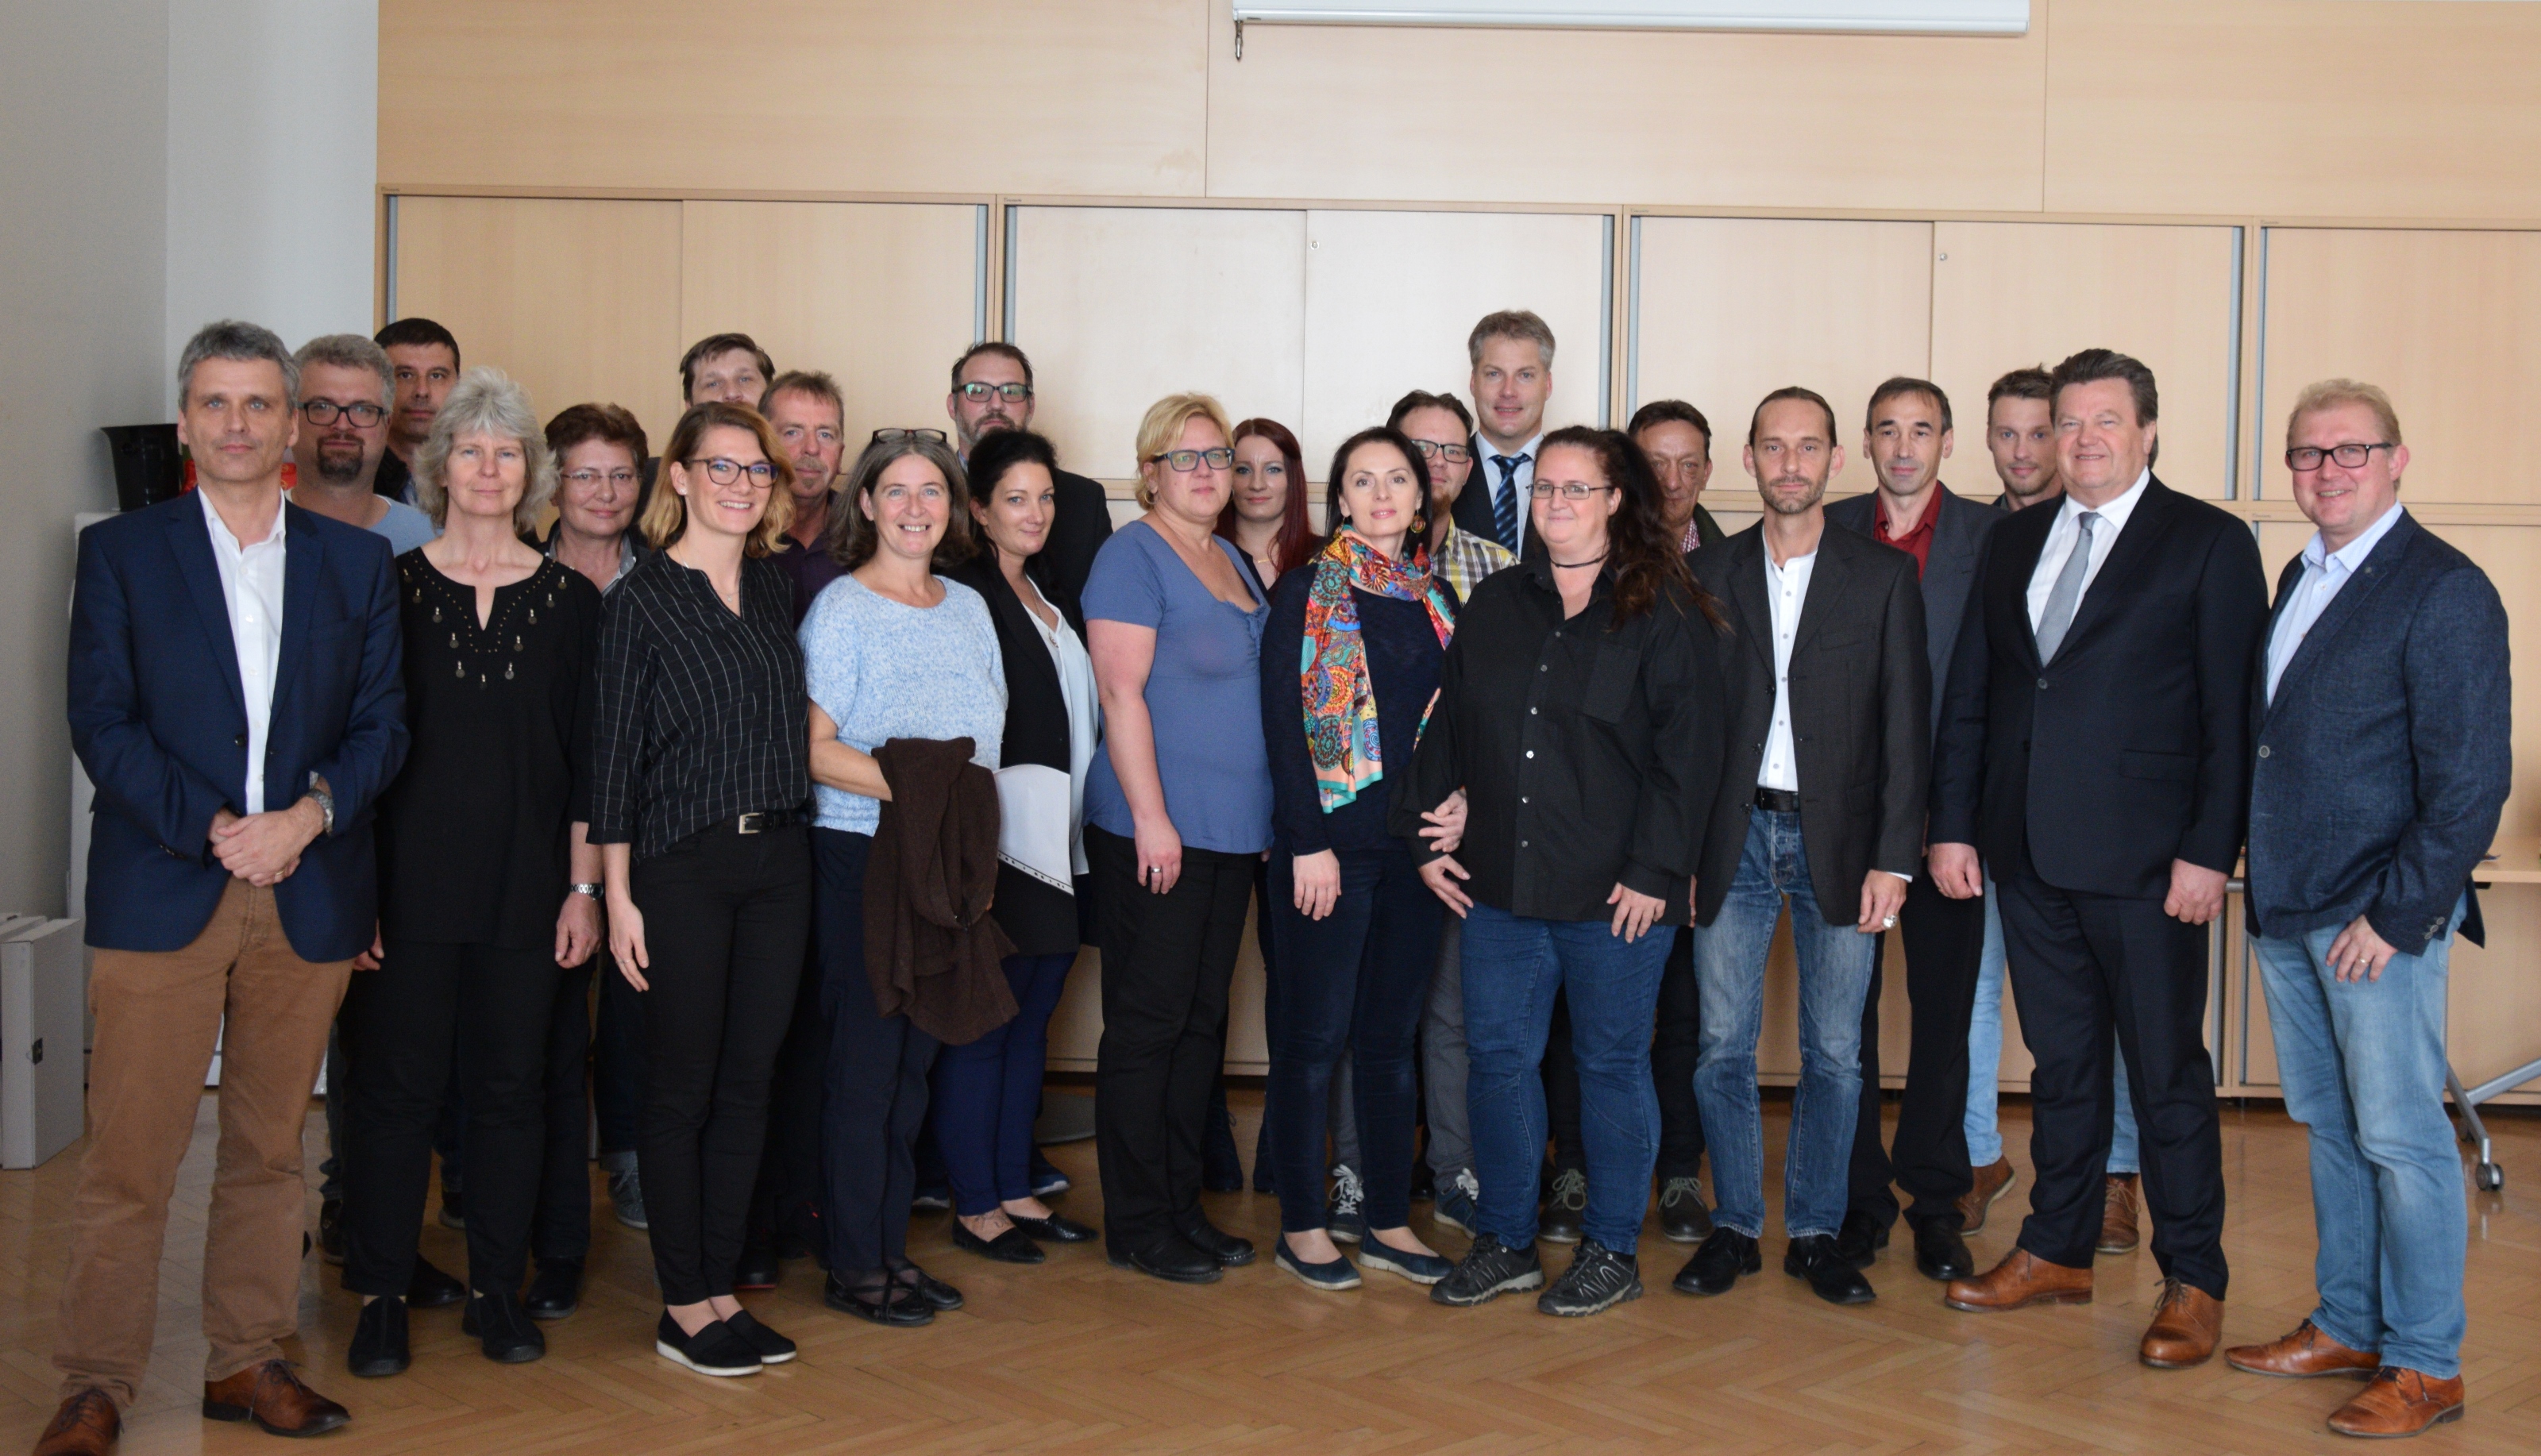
{"left": 52, "top": 880, "right": 353, "bottom": 1407}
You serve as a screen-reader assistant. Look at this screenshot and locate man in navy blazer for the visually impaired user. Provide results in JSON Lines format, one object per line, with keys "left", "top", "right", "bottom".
{"left": 2223, "top": 383, "right": 2507, "bottom": 1439}
{"left": 1926, "top": 349, "right": 2268, "bottom": 1370}
{"left": 40, "top": 321, "right": 404, "bottom": 1456}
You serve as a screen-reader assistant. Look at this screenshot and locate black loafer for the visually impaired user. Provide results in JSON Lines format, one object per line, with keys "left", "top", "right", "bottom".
{"left": 889, "top": 1260, "right": 965, "bottom": 1311}
{"left": 462, "top": 1288, "right": 547, "bottom": 1363}
{"left": 1176, "top": 1217, "right": 1256, "bottom": 1268}
{"left": 733, "top": 1242, "right": 781, "bottom": 1292}
{"left": 953, "top": 1221, "right": 1047, "bottom": 1265}
{"left": 1672, "top": 1227, "right": 1760, "bottom": 1296}
{"left": 1110, "top": 1235, "right": 1223, "bottom": 1285}
{"left": 1833, "top": 1208, "right": 1891, "bottom": 1270}
{"left": 1008, "top": 1211, "right": 1098, "bottom": 1244}
{"left": 825, "top": 1273, "right": 931, "bottom": 1325}
{"left": 1786, "top": 1234, "right": 1877, "bottom": 1305}
{"left": 524, "top": 1258, "right": 581, "bottom": 1321}
{"left": 655, "top": 1312, "right": 762, "bottom": 1375}
{"left": 406, "top": 1254, "right": 465, "bottom": 1309}
{"left": 1911, "top": 1219, "right": 1975, "bottom": 1281}
{"left": 347, "top": 1296, "right": 410, "bottom": 1377}
{"left": 723, "top": 1308, "right": 796, "bottom": 1364}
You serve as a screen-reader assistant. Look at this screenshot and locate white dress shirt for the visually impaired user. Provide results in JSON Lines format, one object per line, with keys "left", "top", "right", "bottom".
{"left": 1478, "top": 430, "right": 1544, "bottom": 530}
{"left": 202, "top": 490, "right": 289, "bottom": 814}
{"left": 2266, "top": 502, "right": 2405, "bottom": 704}
{"left": 2026, "top": 467, "right": 2152, "bottom": 631}
{"left": 1757, "top": 545, "right": 1818, "bottom": 791}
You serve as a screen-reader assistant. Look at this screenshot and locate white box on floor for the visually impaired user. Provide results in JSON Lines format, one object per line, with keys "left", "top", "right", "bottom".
{"left": 2, "top": 917, "right": 87, "bottom": 1169}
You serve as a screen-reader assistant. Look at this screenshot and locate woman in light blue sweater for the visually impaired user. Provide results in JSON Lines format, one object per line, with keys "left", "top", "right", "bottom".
{"left": 796, "top": 433, "right": 1004, "bottom": 1327}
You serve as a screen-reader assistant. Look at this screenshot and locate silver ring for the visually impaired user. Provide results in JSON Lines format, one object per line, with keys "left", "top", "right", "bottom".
{"left": 1881, "top": 914, "right": 1899, "bottom": 930}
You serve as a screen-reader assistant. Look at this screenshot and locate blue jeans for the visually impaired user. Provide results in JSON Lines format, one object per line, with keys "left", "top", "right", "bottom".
{"left": 1964, "top": 872, "right": 2138, "bottom": 1175}
{"left": 1692, "top": 809, "right": 1877, "bottom": 1240}
{"left": 2250, "top": 900, "right": 2467, "bottom": 1377}
{"left": 1462, "top": 902, "right": 1672, "bottom": 1254}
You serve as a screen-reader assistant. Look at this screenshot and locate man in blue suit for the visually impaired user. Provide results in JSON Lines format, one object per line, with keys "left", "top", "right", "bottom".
{"left": 38, "top": 321, "right": 405, "bottom": 1456}
{"left": 2225, "top": 381, "right": 2508, "bottom": 1440}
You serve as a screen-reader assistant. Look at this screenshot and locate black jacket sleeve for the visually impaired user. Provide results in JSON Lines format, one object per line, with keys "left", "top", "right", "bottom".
{"left": 2177, "top": 520, "right": 2270, "bottom": 876}
{"left": 1927, "top": 532, "right": 1995, "bottom": 848}
{"left": 1873, "top": 552, "right": 1933, "bottom": 876}
{"left": 1622, "top": 595, "right": 1724, "bottom": 907}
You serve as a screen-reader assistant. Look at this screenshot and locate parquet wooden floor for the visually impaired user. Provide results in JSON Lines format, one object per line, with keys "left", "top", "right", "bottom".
{"left": 2, "top": 1092, "right": 2535, "bottom": 1454}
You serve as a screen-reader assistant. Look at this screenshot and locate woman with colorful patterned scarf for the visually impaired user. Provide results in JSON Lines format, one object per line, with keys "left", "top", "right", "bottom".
{"left": 1258, "top": 425, "right": 1462, "bottom": 1292}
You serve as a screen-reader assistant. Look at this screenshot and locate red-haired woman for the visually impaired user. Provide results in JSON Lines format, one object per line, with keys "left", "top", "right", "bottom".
{"left": 1217, "top": 418, "right": 1316, "bottom": 597}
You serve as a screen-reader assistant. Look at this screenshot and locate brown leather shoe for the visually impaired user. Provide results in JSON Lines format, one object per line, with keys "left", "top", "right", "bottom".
{"left": 1944, "top": 1247, "right": 2092, "bottom": 1312}
{"left": 202, "top": 1360, "right": 350, "bottom": 1439}
{"left": 2096, "top": 1173, "right": 2140, "bottom": 1254}
{"left": 1957, "top": 1157, "right": 2016, "bottom": 1233}
{"left": 33, "top": 1389, "right": 118, "bottom": 1456}
{"left": 2226, "top": 1319, "right": 2380, "bottom": 1379}
{"left": 2327, "top": 1366, "right": 2465, "bottom": 1438}
{"left": 2139, "top": 1277, "right": 2223, "bottom": 1368}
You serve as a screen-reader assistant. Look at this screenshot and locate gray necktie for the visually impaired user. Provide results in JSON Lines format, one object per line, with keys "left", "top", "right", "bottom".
{"left": 2034, "top": 511, "right": 2100, "bottom": 662}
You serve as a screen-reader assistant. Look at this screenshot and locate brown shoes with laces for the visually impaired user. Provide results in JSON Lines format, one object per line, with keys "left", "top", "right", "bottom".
{"left": 201, "top": 1360, "right": 350, "bottom": 1439}
{"left": 2327, "top": 1367, "right": 2465, "bottom": 1438}
{"left": 32, "top": 1390, "right": 118, "bottom": 1456}
{"left": 1957, "top": 1157, "right": 2016, "bottom": 1234}
{"left": 1943, "top": 1247, "right": 2092, "bottom": 1312}
{"left": 2226, "top": 1319, "right": 2380, "bottom": 1379}
{"left": 2096, "top": 1173, "right": 2141, "bottom": 1254}
{"left": 2138, "top": 1277, "right": 2223, "bottom": 1368}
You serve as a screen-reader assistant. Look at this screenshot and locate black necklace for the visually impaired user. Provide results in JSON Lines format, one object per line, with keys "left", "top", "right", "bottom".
{"left": 1549, "top": 551, "right": 1609, "bottom": 568}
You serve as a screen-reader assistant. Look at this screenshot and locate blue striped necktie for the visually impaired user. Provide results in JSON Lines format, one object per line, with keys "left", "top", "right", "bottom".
{"left": 1490, "top": 454, "right": 1525, "bottom": 552}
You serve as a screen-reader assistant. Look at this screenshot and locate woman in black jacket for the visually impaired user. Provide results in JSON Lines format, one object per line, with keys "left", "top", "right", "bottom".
{"left": 935, "top": 429, "right": 1103, "bottom": 1264}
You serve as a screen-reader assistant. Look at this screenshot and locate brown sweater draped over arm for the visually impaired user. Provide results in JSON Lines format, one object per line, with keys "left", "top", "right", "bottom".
{"left": 864, "top": 737, "right": 1019, "bottom": 1045}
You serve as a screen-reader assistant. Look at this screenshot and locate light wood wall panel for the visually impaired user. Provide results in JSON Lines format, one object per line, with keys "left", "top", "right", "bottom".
{"left": 1301, "top": 210, "right": 1608, "bottom": 472}
{"left": 1007, "top": 206, "right": 1307, "bottom": 483}
{"left": 2045, "top": 0, "right": 2541, "bottom": 220}
{"left": 1931, "top": 221, "right": 2242, "bottom": 499}
{"left": 1634, "top": 217, "right": 1932, "bottom": 499}
{"left": 2259, "top": 228, "right": 2541, "bottom": 506}
{"left": 679, "top": 202, "right": 981, "bottom": 446}
{"left": 1203, "top": 4, "right": 2047, "bottom": 211}
{"left": 391, "top": 195, "right": 685, "bottom": 446}
{"left": 379, "top": 1, "right": 1206, "bottom": 197}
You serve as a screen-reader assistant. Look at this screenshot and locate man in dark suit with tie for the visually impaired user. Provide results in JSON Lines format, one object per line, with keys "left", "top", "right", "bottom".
{"left": 1676, "top": 387, "right": 1929, "bottom": 1308}
{"left": 40, "top": 321, "right": 407, "bottom": 1456}
{"left": 2224, "top": 380, "right": 2507, "bottom": 1439}
{"left": 945, "top": 341, "right": 1112, "bottom": 602}
{"left": 1929, "top": 349, "right": 2266, "bottom": 1371}
{"left": 1449, "top": 310, "right": 1556, "bottom": 559}
{"left": 1825, "top": 378, "right": 2001, "bottom": 1283}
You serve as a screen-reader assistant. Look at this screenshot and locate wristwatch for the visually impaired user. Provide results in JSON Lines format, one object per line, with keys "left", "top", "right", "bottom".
{"left": 570, "top": 882, "right": 603, "bottom": 900}
{"left": 306, "top": 775, "right": 335, "bottom": 836}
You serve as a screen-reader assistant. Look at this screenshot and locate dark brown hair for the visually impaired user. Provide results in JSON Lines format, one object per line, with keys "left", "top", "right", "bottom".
{"left": 1536, "top": 426, "right": 1720, "bottom": 628}
{"left": 1627, "top": 399, "right": 1712, "bottom": 453}
{"left": 1386, "top": 389, "right": 1474, "bottom": 437}
{"left": 828, "top": 433, "right": 974, "bottom": 572}
{"left": 1216, "top": 417, "right": 1317, "bottom": 580}
{"left": 950, "top": 341, "right": 1034, "bottom": 392}
{"left": 1865, "top": 376, "right": 1952, "bottom": 433}
{"left": 2049, "top": 348, "right": 2161, "bottom": 466}
{"left": 1747, "top": 386, "right": 1838, "bottom": 448}
{"left": 1986, "top": 365, "right": 2053, "bottom": 411}
{"left": 544, "top": 401, "right": 648, "bottom": 466}
{"left": 1321, "top": 426, "right": 1434, "bottom": 557}
{"left": 678, "top": 332, "right": 773, "bottom": 398}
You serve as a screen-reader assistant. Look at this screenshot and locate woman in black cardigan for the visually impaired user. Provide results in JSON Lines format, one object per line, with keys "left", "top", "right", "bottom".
{"left": 935, "top": 429, "right": 1103, "bottom": 1263}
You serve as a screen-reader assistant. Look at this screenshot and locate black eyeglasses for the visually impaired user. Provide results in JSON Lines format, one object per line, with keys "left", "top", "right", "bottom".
{"left": 872, "top": 428, "right": 948, "bottom": 445}
{"left": 300, "top": 399, "right": 386, "bottom": 427}
{"left": 685, "top": 456, "right": 776, "bottom": 487}
{"left": 1407, "top": 440, "right": 1473, "bottom": 464}
{"left": 957, "top": 382, "right": 1033, "bottom": 403}
{"left": 1151, "top": 447, "right": 1234, "bottom": 472}
{"left": 1527, "top": 481, "right": 1616, "bottom": 501}
{"left": 2285, "top": 441, "right": 2393, "bottom": 472}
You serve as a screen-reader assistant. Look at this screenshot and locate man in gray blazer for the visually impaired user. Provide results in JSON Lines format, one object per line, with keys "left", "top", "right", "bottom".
{"left": 1825, "top": 378, "right": 2000, "bottom": 1284}
{"left": 1677, "top": 387, "right": 1929, "bottom": 1307}
{"left": 2225, "top": 381, "right": 2508, "bottom": 1439}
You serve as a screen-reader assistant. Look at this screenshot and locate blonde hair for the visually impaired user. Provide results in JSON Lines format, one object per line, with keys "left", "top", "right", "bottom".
{"left": 1132, "top": 393, "right": 1235, "bottom": 510}
{"left": 2287, "top": 378, "right": 2404, "bottom": 450}
{"left": 413, "top": 367, "right": 557, "bottom": 532}
{"left": 637, "top": 401, "right": 796, "bottom": 557}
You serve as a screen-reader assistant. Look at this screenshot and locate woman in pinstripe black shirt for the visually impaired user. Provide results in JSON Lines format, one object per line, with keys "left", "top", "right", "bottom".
{"left": 588, "top": 400, "right": 810, "bottom": 1379}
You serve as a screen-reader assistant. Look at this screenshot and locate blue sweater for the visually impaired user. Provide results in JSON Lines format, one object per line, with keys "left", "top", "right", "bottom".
{"left": 799, "top": 574, "right": 1005, "bottom": 835}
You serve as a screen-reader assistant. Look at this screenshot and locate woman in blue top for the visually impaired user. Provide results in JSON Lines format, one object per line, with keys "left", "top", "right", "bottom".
{"left": 1082, "top": 393, "right": 1272, "bottom": 1284}
{"left": 796, "top": 433, "right": 1004, "bottom": 1327}
{"left": 1258, "top": 426, "right": 1458, "bottom": 1292}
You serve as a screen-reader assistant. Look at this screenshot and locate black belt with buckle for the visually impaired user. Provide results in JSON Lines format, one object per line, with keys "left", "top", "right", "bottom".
{"left": 1752, "top": 787, "right": 1802, "bottom": 815}
{"left": 735, "top": 810, "right": 805, "bottom": 834}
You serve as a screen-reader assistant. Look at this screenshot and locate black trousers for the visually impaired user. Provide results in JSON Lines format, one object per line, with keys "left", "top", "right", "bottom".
{"left": 1087, "top": 825, "right": 1253, "bottom": 1255}
{"left": 630, "top": 822, "right": 811, "bottom": 1305}
{"left": 1650, "top": 925, "right": 1707, "bottom": 1183}
{"left": 1995, "top": 861, "right": 2227, "bottom": 1297}
{"left": 812, "top": 828, "right": 940, "bottom": 1275}
{"left": 592, "top": 950, "right": 646, "bottom": 1156}
{"left": 341, "top": 939, "right": 564, "bottom": 1296}
{"left": 530, "top": 957, "right": 595, "bottom": 1264}
{"left": 748, "top": 930, "right": 829, "bottom": 1254}
{"left": 1849, "top": 874, "right": 1989, "bottom": 1231}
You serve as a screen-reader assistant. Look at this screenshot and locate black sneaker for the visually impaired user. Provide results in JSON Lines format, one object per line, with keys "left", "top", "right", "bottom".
{"left": 462, "top": 1288, "right": 546, "bottom": 1364}
{"left": 655, "top": 1312, "right": 762, "bottom": 1376}
{"left": 1785, "top": 1234, "right": 1876, "bottom": 1305}
{"left": 1028, "top": 1150, "right": 1071, "bottom": 1198}
{"left": 1539, "top": 1169, "right": 1587, "bottom": 1245}
{"left": 1672, "top": 1227, "right": 1761, "bottom": 1296}
{"left": 1538, "top": 1238, "right": 1642, "bottom": 1317}
{"left": 723, "top": 1308, "right": 796, "bottom": 1365}
{"left": 1324, "top": 1165, "right": 1367, "bottom": 1244}
{"left": 1656, "top": 1176, "right": 1714, "bottom": 1243}
{"left": 347, "top": 1296, "right": 409, "bottom": 1377}
{"left": 1429, "top": 1235, "right": 1544, "bottom": 1307}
